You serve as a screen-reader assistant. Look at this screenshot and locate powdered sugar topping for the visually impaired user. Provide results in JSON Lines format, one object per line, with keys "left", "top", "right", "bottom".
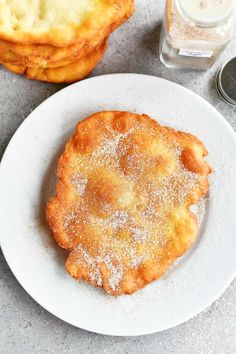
{"left": 71, "top": 173, "right": 88, "bottom": 196}
{"left": 61, "top": 118, "right": 209, "bottom": 293}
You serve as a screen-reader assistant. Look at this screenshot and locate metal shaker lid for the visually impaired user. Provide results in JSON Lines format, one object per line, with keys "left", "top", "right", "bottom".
{"left": 216, "top": 57, "right": 236, "bottom": 107}
{"left": 177, "top": 0, "right": 234, "bottom": 27}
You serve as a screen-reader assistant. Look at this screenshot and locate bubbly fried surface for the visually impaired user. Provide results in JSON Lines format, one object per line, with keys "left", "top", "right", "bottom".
{"left": 0, "top": 0, "right": 133, "bottom": 46}
{"left": 0, "top": 48, "right": 84, "bottom": 68}
{"left": 0, "top": 0, "right": 133, "bottom": 66}
{"left": 2, "top": 40, "right": 107, "bottom": 83}
{"left": 46, "top": 111, "right": 211, "bottom": 295}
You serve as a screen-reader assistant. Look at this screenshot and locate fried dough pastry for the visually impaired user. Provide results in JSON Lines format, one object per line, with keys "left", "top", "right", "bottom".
{"left": 0, "top": 48, "right": 84, "bottom": 68}
{"left": 0, "top": 0, "right": 133, "bottom": 46}
{"left": 0, "top": 0, "right": 134, "bottom": 67}
{"left": 46, "top": 111, "right": 211, "bottom": 295}
{"left": 3, "top": 40, "right": 107, "bottom": 83}
{"left": 0, "top": 37, "right": 107, "bottom": 69}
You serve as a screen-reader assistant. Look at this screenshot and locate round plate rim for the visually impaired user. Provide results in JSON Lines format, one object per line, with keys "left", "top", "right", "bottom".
{"left": 0, "top": 73, "right": 236, "bottom": 336}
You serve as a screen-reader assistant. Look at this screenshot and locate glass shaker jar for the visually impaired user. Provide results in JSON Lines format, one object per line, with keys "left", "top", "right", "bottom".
{"left": 160, "top": 0, "right": 235, "bottom": 70}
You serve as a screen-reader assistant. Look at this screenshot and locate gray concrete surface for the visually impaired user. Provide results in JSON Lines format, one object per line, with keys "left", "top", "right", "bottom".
{"left": 0, "top": 1, "right": 236, "bottom": 353}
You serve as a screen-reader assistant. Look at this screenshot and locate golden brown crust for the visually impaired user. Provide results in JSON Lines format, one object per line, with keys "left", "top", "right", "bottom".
{"left": 0, "top": 30, "right": 105, "bottom": 68}
{"left": 46, "top": 111, "right": 211, "bottom": 295}
{"left": 2, "top": 40, "right": 107, "bottom": 83}
{"left": 0, "top": 0, "right": 134, "bottom": 46}
{"left": 0, "top": 0, "right": 133, "bottom": 66}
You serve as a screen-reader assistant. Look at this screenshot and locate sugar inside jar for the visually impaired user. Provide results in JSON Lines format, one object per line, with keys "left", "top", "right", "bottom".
{"left": 160, "top": 0, "right": 235, "bottom": 70}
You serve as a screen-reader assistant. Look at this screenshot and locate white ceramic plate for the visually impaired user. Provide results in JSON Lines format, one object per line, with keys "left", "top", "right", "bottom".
{"left": 1, "top": 74, "right": 236, "bottom": 336}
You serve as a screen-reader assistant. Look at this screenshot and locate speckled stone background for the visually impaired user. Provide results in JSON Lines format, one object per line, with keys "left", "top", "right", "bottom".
{"left": 0, "top": 1, "right": 236, "bottom": 353}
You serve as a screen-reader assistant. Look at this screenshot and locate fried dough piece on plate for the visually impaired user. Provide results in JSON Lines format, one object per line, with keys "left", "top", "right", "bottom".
{"left": 46, "top": 111, "right": 211, "bottom": 295}
{"left": 2, "top": 40, "right": 107, "bottom": 83}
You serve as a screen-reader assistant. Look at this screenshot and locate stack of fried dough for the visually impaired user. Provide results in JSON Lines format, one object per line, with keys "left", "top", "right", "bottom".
{"left": 0, "top": 0, "right": 134, "bottom": 83}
